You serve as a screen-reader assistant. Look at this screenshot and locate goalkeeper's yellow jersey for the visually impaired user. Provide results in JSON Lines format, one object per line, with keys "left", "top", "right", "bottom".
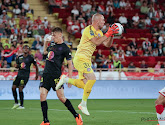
{"left": 75, "top": 25, "right": 103, "bottom": 60}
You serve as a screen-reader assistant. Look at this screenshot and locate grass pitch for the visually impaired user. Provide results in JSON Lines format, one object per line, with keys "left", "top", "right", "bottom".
{"left": 0, "top": 99, "right": 157, "bottom": 125}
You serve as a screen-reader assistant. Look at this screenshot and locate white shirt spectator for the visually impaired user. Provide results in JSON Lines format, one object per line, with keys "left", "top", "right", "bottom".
{"left": 132, "top": 15, "right": 139, "bottom": 22}
{"left": 145, "top": 18, "right": 151, "bottom": 25}
{"left": 142, "top": 40, "right": 151, "bottom": 50}
{"left": 107, "top": 0, "right": 113, "bottom": 6}
{"left": 71, "top": 25, "right": 80, "bottom": 33}
{"left": 13, "top": 8, "right": 21, "bottom": 15}
{"left": 119, "top": 16, "right": 127, "bottom": 24}
{"left": 62, "top": 0, "right": 68, "bottom": 6}
{"left": 158, "top": 35, "right": 165, "bottom": 44}
{"left": 9, "top": 20, "right": 16, "bottom": 27}
{"left": 20, "top": 29, "right": 28, "bottom": 34}
{"left": 22, "top": 3, "right": 30, "bottom": 10}
{"left": 71, "top": 9, "right": 79, "bottom": 16}
{"left": 119, "top": 1, "right": 126, "bottom": 8}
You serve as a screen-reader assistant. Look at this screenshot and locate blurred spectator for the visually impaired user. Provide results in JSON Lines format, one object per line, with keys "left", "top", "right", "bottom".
{"left": 140, "top": 60, "right": 148, "bottom": 72}
{"left": 42, "top": 17, "right": 49, "bottom": 28}
{"left": 158, "top": 34, "right": 165, "bottom": 44}
{"left": 85, "top": 0, "right": 92, "bottom": 11}
{"left": 90, "top": 7, "right": 97, "bottom": 17}
{"left": 19, "top": 15, "right": 27, "bottom": 26}
{"left": 152, "top": 48, "right": 158, "bottom": 56}
{"left": 35, "top": 49, "right": 43, "bottom": 61}
{"left": 119, "top": 0, "right": 126, "bottom": 9}
{"left": 0, "top": 24, "right": 6, "bottom": 38}
{"left": 107, "top": 12, "right": 115, "bottom": 25}
{"left": 27, "top": 26, "right": 33, "bottom": 37}
{"left": 110, "top": 42, "right": 118, "bottom": 54}
{"left": 129, "top": 38, "right": 137, "bottom": 49}
{"left": 161, "top": 61, "right": 165, "bottom": 68}
{"left": 128, "top": 62, "right": 136, "bottom": 72}
{"left": 137, "top": 47, "right": 143, "bottom": 56}
{"left": 71, "top": 20, "right": 80, "bottom": 34}
{"left": 98, "top": 1, "right": 105, "bottom": 15}
{"left": 35, "top": 16, "right": 42, "bottom": 25}
{"left": 0, "top": 10, "right": 10, "bottom": 20}
{"left": 13, "top": 4, "right": 21, "bottom": 17}
{"left": 135, "top": 0, "right": 143, "bottom": 9}
{"left": 66, "top": 16, "right": 73, "bottom": 33}
{"left": 32, "top": 37, "right": 41, "bottom": 50}
{"left": 125, "top": 0, "right": 132, "bottom": 10}
{"left": 20, "top": 25, "right": 28, "bottom": 38}
{"left": 91, "top": 59, "right": 97, "bottom": 71}
{"left": 119, "top": 13, "right": 128, "bottom": 25}
{"left": 140, "top": 1, "right": 149, "bottom": 15}
{"left": 108, "top": 50, "right": 115, "bottom": 62}
{"left": 148, "top": 6, "right": 155, "bottom": 19}
{"left": 151, "top": 39, "right": 158, "bottom": 49}
{"left": 131, "top": 47, "right": 137, "bottom": 56}
{"left": 5, "top": 25, "right": 12, "bottom": 37}
{"left": 125, "top": 46, "right": 132, "bottom": 57}
{"left": 80, "top": 19, "right": 86, "bottom": 32}
{"left": 142, "top": 38, "right": 151, "bottom": 50}
{"left": 138, "top": 19, "right": 146, "bottom": 29}
{"left": 154, "top": 61, "right": 161, "bottom": 72}
{"left": 116, "top": 51, "right": 125, "bottom": 62}
{"left": 154, "top": 9, "right": 163, "bottom": 21}
{"left": 158, "top": 44, "right": 163, "bottom": 56}
{"left": 71, "top": 6, "right": 79, "bottom": 17}
{"left": 113, "top": 57, "right": 123, "bottom": 69}
{"left": 27, "top": 17, "right": 33, "bottom": 27}
{"left": 38, "top": 25, "right": 45, "bottom": 36}
{"left": 132, "top": 13, "right": 140, "bottom": 27}
{"left": 13, "top": 24, "right": 19, "bottom": 35}
{"left": 117, "top": 46, "right": 124, "bottom": 53}
{"left": 36, "top": 42, "right": 44, "bottom": 54}
{"left": 145, "top": 16, "right": 152, "bottom": 26}
{"left": 96, "top": 49, "right": 105, "bottom": 63}
{"left": 159, "top": 27, "right": 165, "bottom": 35}
{"left": 113, "top": 0, "right": 120, "bottom": 9}
{"left": 22, "top": 0, "right": 33, "bottom": 13}
{"left": 107, "top": 0, "right": 113, "bottom": 6}
{"left": 62, "top": 0, "right": 68, "bottom": 8}
{"left": 10, "top": 32, "right": 18, "bottom": 42}
{"left": 9, "top": 17, "right": 16, "bottom": 28}
{"left": 102, "top": 23, "right": 109, "bottom": 33}
{"left": 2, "top": 60, "right": 10, "bottom": 68}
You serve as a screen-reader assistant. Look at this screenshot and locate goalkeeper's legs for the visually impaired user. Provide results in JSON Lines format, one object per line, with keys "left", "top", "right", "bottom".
{"left": 155, "top": 94, "right": 165, "bottom": 125}
{"left": 56, "top": 88, "right": 83, "bottom": 125}
{"left": 78, "top": 72, "right": 96, "bottom": 116}
{"left": 40, "top": 87, "right": 50, "bottom": 124}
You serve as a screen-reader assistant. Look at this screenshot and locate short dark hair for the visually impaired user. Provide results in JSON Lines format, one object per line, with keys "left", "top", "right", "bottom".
{"left": 52, "top": 27, "right": 62, "bottom": 33}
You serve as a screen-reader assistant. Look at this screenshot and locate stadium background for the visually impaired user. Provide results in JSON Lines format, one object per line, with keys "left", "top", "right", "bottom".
{"left": 0, "top": 0, "right": 165, "bottom": 124}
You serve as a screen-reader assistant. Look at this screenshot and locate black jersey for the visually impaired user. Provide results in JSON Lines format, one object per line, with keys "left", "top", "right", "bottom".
{"left": 16, "top": 54, "right": 37, "bottom": 77}
{"left": 43, "top": 43, "right": 72, "bottom": 77}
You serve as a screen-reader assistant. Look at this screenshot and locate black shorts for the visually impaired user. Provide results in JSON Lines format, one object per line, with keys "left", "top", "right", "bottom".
{"left": 13, "top": 76, "right": 29, "bottom": 87}
{"left": 39, "top": 73, "right": 64, "bottom": 91}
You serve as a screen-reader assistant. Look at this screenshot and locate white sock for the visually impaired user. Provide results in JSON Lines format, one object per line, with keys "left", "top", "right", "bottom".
{"left": 81, "top": 100, "right": 87, "bottom": 107}
{"left": 157, "top": 109, "right": 165, "bottom": 125}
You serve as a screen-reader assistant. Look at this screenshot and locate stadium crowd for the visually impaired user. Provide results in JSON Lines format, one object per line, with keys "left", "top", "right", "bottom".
{"left": 0, "top": 0, "right": 165, "bottom": 73}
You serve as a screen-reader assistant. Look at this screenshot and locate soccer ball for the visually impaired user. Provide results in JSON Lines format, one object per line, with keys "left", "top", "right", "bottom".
{"left": 113, "top": 23, "right": 124, "bottom": 36}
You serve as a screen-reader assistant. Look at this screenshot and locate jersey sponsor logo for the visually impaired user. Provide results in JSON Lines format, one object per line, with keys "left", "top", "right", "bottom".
{"left": 90, "top": 30, "right": 94, "bottom": 36}
{"left": 47, "top": 51, "right": 54, "bottom": 62}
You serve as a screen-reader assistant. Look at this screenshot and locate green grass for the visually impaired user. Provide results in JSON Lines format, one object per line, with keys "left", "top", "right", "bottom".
{"left": 0, "top": 99, "right": 157, "bottom": 125}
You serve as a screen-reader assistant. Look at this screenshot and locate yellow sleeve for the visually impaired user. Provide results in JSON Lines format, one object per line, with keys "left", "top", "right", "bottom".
{"left": 83, "top": 26, "right": 96, "bottom": 40}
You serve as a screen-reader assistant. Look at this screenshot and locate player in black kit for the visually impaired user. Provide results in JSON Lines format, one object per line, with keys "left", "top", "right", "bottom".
{"left": 11, "top": 45, "right": 38, "bottom": 109}
{"left": 39, "top": 27, "right": 83, "bottom": 125}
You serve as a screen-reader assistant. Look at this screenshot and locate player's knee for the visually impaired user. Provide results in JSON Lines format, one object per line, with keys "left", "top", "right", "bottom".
{"left": 12, "top": 86, "right": 16, "bottom": 91}
{"left": 40, "top": 93, "right": 47, "bottom": 101}
{"left": 58, "top": 96, "right": 66, "bottom": 103}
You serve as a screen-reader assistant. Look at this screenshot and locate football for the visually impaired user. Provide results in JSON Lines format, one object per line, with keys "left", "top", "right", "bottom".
{"left": 113, "top": 23, "right": 124, "bottom": 36}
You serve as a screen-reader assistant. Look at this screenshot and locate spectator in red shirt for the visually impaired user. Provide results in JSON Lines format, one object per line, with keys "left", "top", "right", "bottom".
{"left": 19, "top": 15, "right": 27, "bottom": 26}
{"left": 35, "top": 16, "right": 42, "bottom": 25}
{"left": 35, "top": 49, "right": 43, "bottom": 61}
{"left": 55, "top": 0, "right": 62, "bottom": 8}
{"left": 98, "top": 1, "right": 105, "bottom": 15}
{"left": 137, "top": 47, "right": 143, "bottom": 56}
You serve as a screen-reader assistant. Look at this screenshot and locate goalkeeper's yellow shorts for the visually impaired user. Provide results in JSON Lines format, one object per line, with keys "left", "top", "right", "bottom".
{"left": 73, "top": 55, "right": 94, "bottom": 79}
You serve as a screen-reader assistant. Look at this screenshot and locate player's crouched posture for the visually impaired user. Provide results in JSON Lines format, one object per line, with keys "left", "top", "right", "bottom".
{"left": 155, "top": 87, "right": 165, "bottom": 125}
{"left": 56, "top": 13, "right": 119, "bottom": 116}
{"left": 11, "top": 45, "right": 38, "bottom": 109}
{"left": 39, "top": 27, "right": 83, "bottom": 125}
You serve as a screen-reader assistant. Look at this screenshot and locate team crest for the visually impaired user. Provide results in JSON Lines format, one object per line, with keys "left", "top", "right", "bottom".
{"left": 47, "top": 51, "right": 54, "bottom": 62}
{"left": 90, "top": 30, "right": 94, "bottom": 36}
{"left": 87, "top": 68, "right": 91, "bottom": 72}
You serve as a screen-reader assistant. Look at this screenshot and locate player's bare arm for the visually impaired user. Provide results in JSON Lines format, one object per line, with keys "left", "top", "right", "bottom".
{"left": 103, "top": 36, "right": 114, "bottom": 47}
{"left": 43, "top": 40, "right": 49, "bottom": 55}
